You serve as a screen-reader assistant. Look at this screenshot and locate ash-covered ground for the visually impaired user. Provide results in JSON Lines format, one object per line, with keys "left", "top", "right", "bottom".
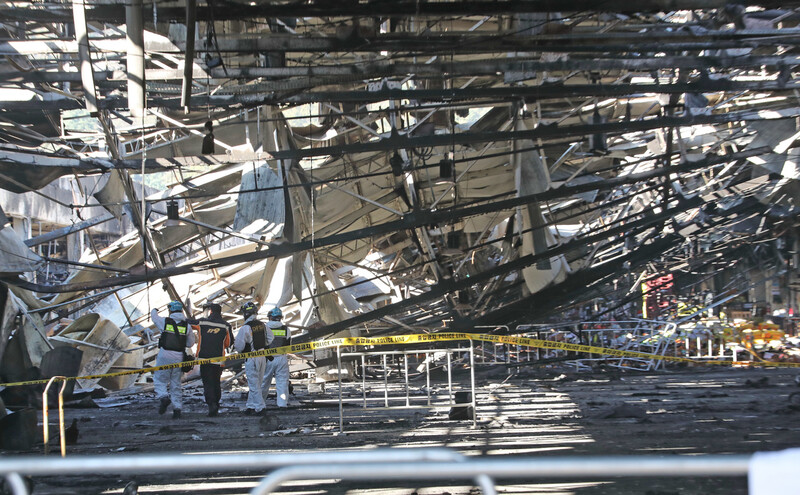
{"left": 9, "top": 365, "right": 800, "bottom": 494}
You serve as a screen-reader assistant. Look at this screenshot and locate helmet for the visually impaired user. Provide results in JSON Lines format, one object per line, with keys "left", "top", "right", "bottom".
{"left": 203, "top": 303, "right": 222, "bottom": 315}
{"left": 268, "top": 307, "right": 283, "bottom": 320}
{"left": 240, "top": 301, "right": 258, "bottom": 316}
{"left": 167, "top": 300, "right": 183, "bottom": 313}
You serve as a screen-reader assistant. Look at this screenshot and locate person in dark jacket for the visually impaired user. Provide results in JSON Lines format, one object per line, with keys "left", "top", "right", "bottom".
{"left": 196, "top": 303, "right": 232, "bottom": 417}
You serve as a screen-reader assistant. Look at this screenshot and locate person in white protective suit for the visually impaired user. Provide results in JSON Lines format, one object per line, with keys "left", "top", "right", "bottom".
{"left": 151, "top": 300, "right": 196, "bottom": 419}
{"left": 234, "top": 301, "right": 274, "bottom": 415}
{"left": 262, "top": 307, "right": 292, "bottom": 408}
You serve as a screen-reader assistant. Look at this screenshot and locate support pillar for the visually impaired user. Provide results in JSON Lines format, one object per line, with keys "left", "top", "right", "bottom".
{"left": 72, "top": 0, "right": 98, "bottom": 114}
{"left": 126, "top": 0, "right": 145, "bottom": 118}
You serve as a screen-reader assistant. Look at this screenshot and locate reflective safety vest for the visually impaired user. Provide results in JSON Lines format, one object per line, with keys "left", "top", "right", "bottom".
{"left": 160, "top": 317, "right": 188, "bottom": 351}
{"left": 270, "top": 324, "right": 289, "bottom": 348}
{"left": 243, "top": 319, "right": 267, "bottom": 352}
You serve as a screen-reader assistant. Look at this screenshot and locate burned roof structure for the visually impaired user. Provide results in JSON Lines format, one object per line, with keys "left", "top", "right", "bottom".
{"left": 1, "top": 0, "right": 800, "bottom": 364}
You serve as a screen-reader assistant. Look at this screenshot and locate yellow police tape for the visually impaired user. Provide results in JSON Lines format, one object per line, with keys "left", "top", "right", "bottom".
{"left": 2, "top": 332, "right": 799, "bottom": 388}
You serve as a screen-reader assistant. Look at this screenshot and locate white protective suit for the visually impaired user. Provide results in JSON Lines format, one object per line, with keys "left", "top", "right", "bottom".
{"left": 262, "top": 320, "right": 292, "bottom": 407}
{"left": 151, "top": 309, "right": 196, "bottom": 411}
{"left": 234, "top": 315, "right": 274, "bottom": 412}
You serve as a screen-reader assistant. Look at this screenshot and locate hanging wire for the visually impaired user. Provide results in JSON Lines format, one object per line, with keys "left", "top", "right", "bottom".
{"left": 141, "top": 88, "right": 152, "bottom": 318}
{"left": 308, "top": 59, "right": 318, "bottom": 315}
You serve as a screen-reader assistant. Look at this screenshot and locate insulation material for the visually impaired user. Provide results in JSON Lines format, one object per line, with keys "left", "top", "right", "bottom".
{"left": 324, "top": 267, "right": 361, "bottom": 312}
{"left": 18, "top": 310, "right": 51, "bottom": 368}
{"left": 58, "top": 313, "right": 132, "bottom": 389}
{"left": 93, "top": 171, "right": 128, "bottom": 219}
{"left": 261, "top": 255, "right": 294, "bottom": 308}
{"left": 0, "top": 285, "right": 17, "bottom": 365}
{"left": 0, "top": 225, "right": 41, "bottom": 274}
{"left": 98, "top": 344, "right": 143, "bottom": 390}
{"left": 152, "top": 200, "right": 236, "bottom": 252}
{"left": 232, "top": 161, "right": 285, "bottom": 238}
{"left": 515, "top": 134, "right": 567, "bottom": 294}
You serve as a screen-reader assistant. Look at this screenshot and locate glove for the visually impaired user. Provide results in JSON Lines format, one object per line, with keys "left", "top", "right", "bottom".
{"left": 267, "top": 356, "right": 274, "bottom": 361}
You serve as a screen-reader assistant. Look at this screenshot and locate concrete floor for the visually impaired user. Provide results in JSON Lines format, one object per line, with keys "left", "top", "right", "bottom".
{"left": 15, "top": 364, "right": 800, "bottom": 494}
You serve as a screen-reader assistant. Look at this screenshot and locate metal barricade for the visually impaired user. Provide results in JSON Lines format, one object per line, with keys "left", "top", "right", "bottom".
{"left": 42, "top": 376, "right": 68, "bottom": 457}
{"left": 336, "top": 345, "right": 477, "bottom": 432}
{"left": 0, "top": 448, "right": 754, "bottom": 495}
{"left": 499, "top": 320, "right": 680, "bottom": 371}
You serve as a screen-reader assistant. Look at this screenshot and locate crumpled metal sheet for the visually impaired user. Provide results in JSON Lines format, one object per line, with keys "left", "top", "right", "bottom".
{"left": 0, "top": 225, "right": 41, "bottom": 274}
{"left": 516, "top": 131, "right": 567, "bottom": 294}
{"left": 232, "top": 161, "right": 285, "bottom": 238}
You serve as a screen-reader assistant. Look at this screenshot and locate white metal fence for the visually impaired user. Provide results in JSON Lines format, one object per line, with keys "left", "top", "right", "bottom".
{"left": 475, "top": 320, "right": 680, "bottom": 371}
{"left": 336, "top": 346, "right": 478, "bottom": 431}
{"left": 0, "top": 448, "right": 754, "bottom": 495}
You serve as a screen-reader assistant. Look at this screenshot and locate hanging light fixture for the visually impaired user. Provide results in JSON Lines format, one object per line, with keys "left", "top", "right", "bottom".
{"left": 438, "top": 157, "right": 454, "bottom": 180}
{"left": 589, "top": 105, "right": 607, "bottom": 154}
{"left": 390, "top": 151, "right": 404, "bottom": 176}
{"left": 166, "top": 199, "right": 181, "bottom": 227}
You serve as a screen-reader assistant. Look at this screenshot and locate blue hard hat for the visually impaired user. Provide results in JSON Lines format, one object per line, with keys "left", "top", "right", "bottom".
{"left": 167, "top": 300, "right": 183, "bottom": 312}
{"left": 268, "top": 307, "right": 283, "bottom": 319}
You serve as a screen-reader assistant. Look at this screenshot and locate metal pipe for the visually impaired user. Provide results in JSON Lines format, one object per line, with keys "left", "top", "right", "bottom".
{"left": 475, "top": 474, "right": 497, "bottom": 495}
{"left": 42, "top": 377, "right": 66, "bottom": 456}
{"left": 337, "top": 346, "right": 343, "bottom": 433}
{"left": 361, "top": 354, "right": 366, "bottom": 408}
{"left": 0, "top": 449, "right": 466, "bottom": 476}
{"left": 426, "top": 351, "right": 431, "bottom": 407}
{"left": 72, "top": 0, "right": 97, "bottom": 113}
{"left": 126, "top": 0, "right": 145, "bottom": 118}
{"left": 382, "top": 354, "right": 388, "bottom": 407}
{"left": 180, "top": 0, "right": 196, "bottom": 109}
{"left": 404, "top": 352, "right": 410, "bottom": 407}
{"left": 446, "top": 351, "right": 452, "bottom": 401}
{"left": 469, "top": 345, "right": 477, "bottom": 428}
{"left": 4, "top": 473, "right": 27, "bottom": 495}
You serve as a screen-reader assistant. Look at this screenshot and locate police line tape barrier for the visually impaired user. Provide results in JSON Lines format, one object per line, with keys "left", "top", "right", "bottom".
{"left": 2, "top": 332, "right": 799, "bottom": 388}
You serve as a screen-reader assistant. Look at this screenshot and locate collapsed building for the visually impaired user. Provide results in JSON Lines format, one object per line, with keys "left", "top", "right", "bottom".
{"left": 1, "top": 0, "right": 800, "bottom": 492}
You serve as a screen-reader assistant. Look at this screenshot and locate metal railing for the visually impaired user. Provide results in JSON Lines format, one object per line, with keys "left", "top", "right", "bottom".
{"left": 0, "top": 448, "right": 753, "bottom": 495}
{"left": 468, "top": 320, "right": 681, "bottom": 371}
{"left": 336, "top": 346, "right": 477, "bottom": 432}
{"left": 41, "top": 376, "right": 68, "bottom": 457}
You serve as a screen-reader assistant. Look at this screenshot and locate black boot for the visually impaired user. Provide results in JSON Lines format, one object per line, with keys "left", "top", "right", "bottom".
{"left": 158, "top": 397, "right": 170, "bottom": 415}
{"left": 172, "top": 409, "right": 182, "bottom": 419}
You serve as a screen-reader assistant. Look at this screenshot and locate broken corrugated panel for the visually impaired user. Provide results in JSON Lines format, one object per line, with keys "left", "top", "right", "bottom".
{"left": 0, "top": 225, "right": 41, "bottom": 274}
{"left": 57, "top": 313, "right": 132, "bottom": 389}
{"left": 516, "top": 133, "right": 568, "bottom": 293}
{"left": 232, "top": 161, "right": 284, "bottom": 238}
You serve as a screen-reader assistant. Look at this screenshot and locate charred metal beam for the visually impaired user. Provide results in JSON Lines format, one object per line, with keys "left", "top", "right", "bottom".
{"left": 24, "top": 213, "right": 115, "bottom": 247}
{"left": 0, "top": 149, "right": 756, "bottom": 294}
{"left": 294, "top": 198, "right": 703, "bottom": 341}
{"left": 209, "top": 55, "right": 800, "bottom": 80}
{"left": 265, "top": 111, "right": 786, "bottom": 160}
{"left": 279, "top": 80, "right": 800, "bottom": 105}
{"left": 7, "top": 1, "right": 800, "bottom": 23}
{"left": 7, "top": 78, "right": 799, "bottom": 112}
{"left": 2, "top": 31, "right": 800, "bottom": 55}
{"left": 474, "top": 201, "right": 770, "bottom": 327}
{"left": 473, "top": 234, "right": 682, "bottom": 328}
{"left": 180, "top": 0, "right": 196, "bottom": 110}
{"left": 0, "top": 54, "right": 797, "bottom": 85}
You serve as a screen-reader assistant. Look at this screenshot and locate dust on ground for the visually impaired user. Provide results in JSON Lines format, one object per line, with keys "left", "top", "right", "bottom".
{"left": 9, "top": 365, "right": 800, "bottom": 494}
